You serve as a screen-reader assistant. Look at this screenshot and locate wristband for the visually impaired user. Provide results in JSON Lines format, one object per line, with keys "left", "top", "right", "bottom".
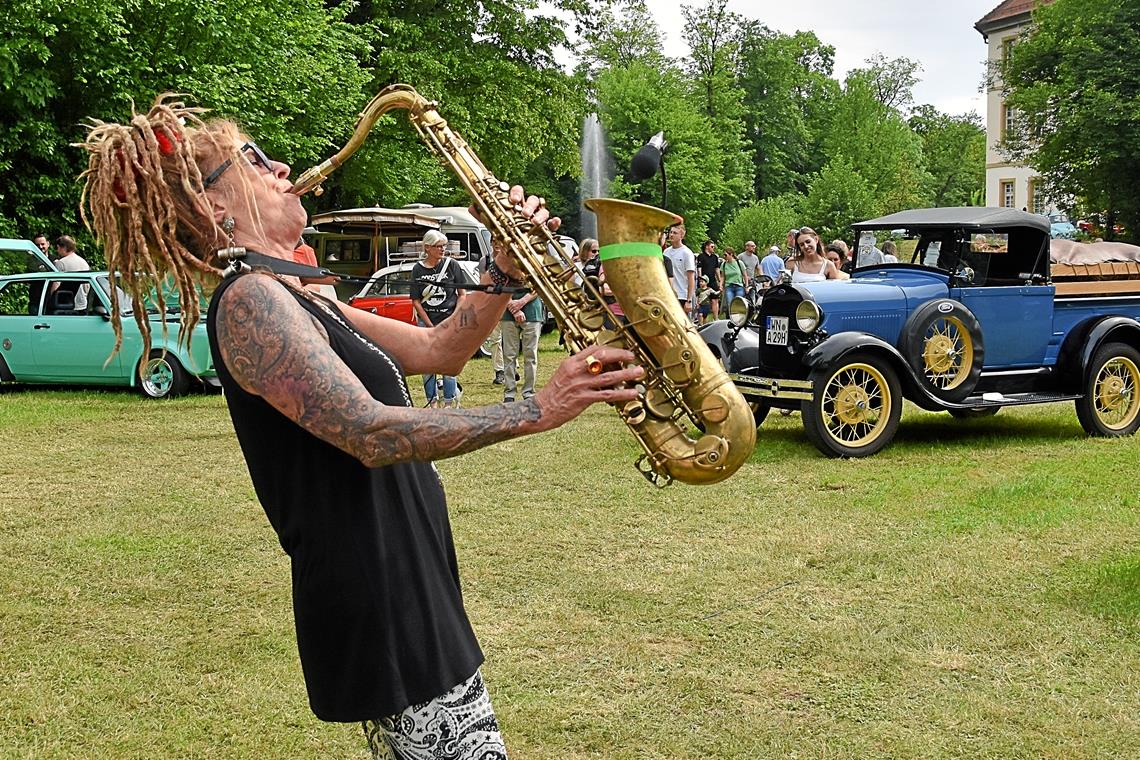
{"left": 488, "top": 258, "right": 524, "bottom": 289}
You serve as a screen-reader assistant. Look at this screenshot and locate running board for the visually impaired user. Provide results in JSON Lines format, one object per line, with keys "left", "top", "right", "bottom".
{"left": 950, "top": 391, "right": 1081, "bottom": 409}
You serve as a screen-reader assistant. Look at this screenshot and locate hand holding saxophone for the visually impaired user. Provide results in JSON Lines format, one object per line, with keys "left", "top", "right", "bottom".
{"left": 475, "top": 185, "right": 559, "bottom": 283}
{"left": 532, "top": 346, "right": 643, "bottom": 431}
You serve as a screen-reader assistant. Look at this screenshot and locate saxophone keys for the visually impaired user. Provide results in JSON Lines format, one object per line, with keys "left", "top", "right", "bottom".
{"left": 699, "top": 391, "right": 731, "bottom": 424}
{"left": 661, "top": 345, "right": 699, "bottom": 385}
{"left": 643, "top": 387, "right": 674, "bottom": 420}
{"left": 692, "top": 434, "right": 729, "bottom": 466}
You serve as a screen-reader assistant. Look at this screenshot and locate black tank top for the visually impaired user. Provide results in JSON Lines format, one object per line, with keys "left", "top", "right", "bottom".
{"left": 207, "top": 273, "right": 483, "bottom": 721}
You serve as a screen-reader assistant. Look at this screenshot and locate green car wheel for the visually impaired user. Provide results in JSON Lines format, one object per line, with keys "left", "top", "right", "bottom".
{"left": 138, "top": 351, "right": 190, "bottom": 399}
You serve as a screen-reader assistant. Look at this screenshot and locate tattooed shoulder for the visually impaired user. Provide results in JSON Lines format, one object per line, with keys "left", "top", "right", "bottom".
{"left": 215, "top": 275, "right": 323, "bottom": 392}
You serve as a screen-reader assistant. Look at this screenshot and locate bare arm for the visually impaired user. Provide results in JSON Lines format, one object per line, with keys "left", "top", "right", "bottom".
{"left": 215, "top": 274, "right": 641, "bottom": 467}
{"left": 338, "top": 268, "right": 512, "bottom": 376}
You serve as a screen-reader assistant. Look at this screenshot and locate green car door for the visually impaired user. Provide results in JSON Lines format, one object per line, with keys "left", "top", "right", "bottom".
{"left": 0, "top": 278, "right": 42, "bottom": 378}
{"left": 30, "top": 275, "right": 124, "bottom": 382}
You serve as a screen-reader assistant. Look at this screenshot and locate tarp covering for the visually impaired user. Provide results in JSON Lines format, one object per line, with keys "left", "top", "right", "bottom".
{"left": 1050, "top": 239, "right": 1140, "bottom": 264}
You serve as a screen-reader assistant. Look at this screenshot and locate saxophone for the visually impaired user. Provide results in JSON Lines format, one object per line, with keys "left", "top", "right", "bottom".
{"left": 292, "top": 84, "right": 756, "bottom": 486}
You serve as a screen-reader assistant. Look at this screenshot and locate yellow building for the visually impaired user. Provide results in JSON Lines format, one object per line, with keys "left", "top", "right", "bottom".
{"left": 975, "top": 0, "right": 1055, "bottom": 212}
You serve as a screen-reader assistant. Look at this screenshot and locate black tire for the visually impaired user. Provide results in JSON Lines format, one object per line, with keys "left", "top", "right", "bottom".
{"left": 899, "top": 300, "right": 984, "bottom": 402}
{"left": 138, "top": 350, "right": 190, "bottom": 399}
{"left": 750, "top": 400, "right": 771, "bottom": 427}
{"left": 474, "top": 333, "right": 496, "bottom": 359}
{"left": 801, "top": 353, "right": 902, "bottom": 458}
{"left": 1075, "top": 342, "right": 1140, "bottom": 437}
{"left": 948, "top": 406, "right": 1000, "bottom": 419}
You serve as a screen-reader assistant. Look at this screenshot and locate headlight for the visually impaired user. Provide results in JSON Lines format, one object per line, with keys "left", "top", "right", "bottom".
{"left": 727, "top": 296, "right": 750, "bottom": 327}
{"left": 795, "top": 300, "right": 823, "bottom": 332}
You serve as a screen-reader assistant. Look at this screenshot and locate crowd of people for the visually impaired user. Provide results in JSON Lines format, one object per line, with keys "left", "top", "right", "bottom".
{"left": 649, "top": 224, "right": 897, "bottom": 324}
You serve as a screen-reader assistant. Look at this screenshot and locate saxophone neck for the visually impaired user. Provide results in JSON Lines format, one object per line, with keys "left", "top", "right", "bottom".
{"left": 291, "top": 84, "right": 436, "bottom": 197}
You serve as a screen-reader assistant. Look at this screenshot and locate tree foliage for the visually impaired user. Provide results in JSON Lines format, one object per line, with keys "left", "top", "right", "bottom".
{"left": 0, "top": 0, "right": 594, "bottom": 241}
{"left": 0, "top": 0, "right": 370, "bottom": 239}
{"left": 1004, "top": 0, "right": 1140, "bottom": 239}
{"left": 909, "top": 105, "right": 986, "bottom": 207}
{"left": 822, "top": 68, "right": 930, "bottom": 216}
{"left": 719, "top": 195, "right": 800, "bottom": 252}
{"left": 735, "top": 25, "right": 837, "bottom": 199}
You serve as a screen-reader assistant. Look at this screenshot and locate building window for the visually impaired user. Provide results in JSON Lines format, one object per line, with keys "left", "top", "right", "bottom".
{"left": 1001, "top": 103, "right": 1016, "bottom": 141}
{"left": 1001, "top": 37, "right": 1015, "bottom": 61}
{"left": 1028, "top": 179, "right": 1047, "bottom": 215}
{"left": 1001, "top": 180, "right": 1016, "bottom": 209}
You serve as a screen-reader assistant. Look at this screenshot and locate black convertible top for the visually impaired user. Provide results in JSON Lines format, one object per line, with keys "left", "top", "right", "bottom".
{"left": 853, "top": 207, "right": 1051, "bottom": 234}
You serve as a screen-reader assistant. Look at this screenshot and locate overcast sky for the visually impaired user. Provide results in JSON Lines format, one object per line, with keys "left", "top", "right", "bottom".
{"left": 556, "top": 0, "right": 1005, "bottom": 118}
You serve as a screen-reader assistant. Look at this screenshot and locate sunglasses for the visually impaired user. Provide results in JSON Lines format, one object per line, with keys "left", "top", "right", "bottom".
{"left": 203, "top": 142, "right": 275, "bottom": 188}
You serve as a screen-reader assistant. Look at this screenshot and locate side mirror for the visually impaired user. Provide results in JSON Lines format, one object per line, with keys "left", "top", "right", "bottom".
{"left": 92, "top": 302, "right": 110, "bottom": 319}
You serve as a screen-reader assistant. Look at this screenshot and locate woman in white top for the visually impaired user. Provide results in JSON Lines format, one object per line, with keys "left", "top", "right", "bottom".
{"left": 788, "top": 226, "right": 841, "bottom": 283}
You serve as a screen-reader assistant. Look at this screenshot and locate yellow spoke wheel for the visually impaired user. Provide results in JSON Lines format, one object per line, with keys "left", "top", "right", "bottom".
{"left": 802, "top": 354, "right": 902, "bottom": 458}
{"left": 1077, "top": 342, "right": 1140, "bottom": 438}
{"left": 901, "top": 300, "right": 983, "bottom": 402}
{"left": 921, "top": 315, "right": 974, "bottom": 391}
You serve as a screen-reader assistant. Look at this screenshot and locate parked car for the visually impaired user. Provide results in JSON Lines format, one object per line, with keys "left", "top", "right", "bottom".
{"left": 0, "top": 238, "right": 57, "bottom": 276}
{"left": 348, "top": 260, "right": 498, "bottom": 358}
{"left": 701, "top": 207, "right": 1140, "bottom": 457}
{"left": 1048, "top": 211, "right": 1077, "bottom": 240}
{"left": 0, "top": 270, "right": 216, "bottom": 398}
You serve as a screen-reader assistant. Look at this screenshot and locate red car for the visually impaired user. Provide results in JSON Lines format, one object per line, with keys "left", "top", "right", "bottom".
{"left": 348, "top": 260, "right": 494, "bottom": 357}
{"left": 348, "top": 263, "right": 421, "bottom": 324}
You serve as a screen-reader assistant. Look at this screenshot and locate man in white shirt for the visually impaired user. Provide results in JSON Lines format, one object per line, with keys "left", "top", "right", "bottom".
{"left": 53, "top": 235, "right": 91, "bottom": 311}
{"left": 663, "top": 224, "right": 695, "bottom": 312}
{"left": 738, "top": 240, "right": 760, "bottom": 281}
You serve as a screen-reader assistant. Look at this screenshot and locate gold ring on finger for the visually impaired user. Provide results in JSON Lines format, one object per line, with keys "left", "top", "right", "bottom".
{"left": 585, "top": 355, "right": 603, "bottom": 375}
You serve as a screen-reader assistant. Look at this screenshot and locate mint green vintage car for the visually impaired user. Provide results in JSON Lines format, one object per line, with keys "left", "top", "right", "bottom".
{"left": 0, "top": 267, "right": 217, "bottom": 399}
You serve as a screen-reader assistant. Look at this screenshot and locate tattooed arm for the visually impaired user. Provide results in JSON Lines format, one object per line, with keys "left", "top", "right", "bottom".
{"left": 337, "top": 262, "right": 517, "bottom": 376}
{"left": 216, "top": 273, "right": 641, "bottom": 467}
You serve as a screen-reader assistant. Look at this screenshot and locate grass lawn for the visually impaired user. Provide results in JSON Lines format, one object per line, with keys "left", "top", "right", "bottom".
{"left": 1, "top": 333, "right": 1138, "bottom": 758}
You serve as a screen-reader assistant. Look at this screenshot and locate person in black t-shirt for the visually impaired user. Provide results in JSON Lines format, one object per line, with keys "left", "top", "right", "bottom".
{"left": 695, "top": 239, "right": 722, "bottom": 321}
{"left": 410, "top": 230, "right": 469, "bottom": 407}
{"left": 78, "top": 97, "right": 644, "bottom": 760}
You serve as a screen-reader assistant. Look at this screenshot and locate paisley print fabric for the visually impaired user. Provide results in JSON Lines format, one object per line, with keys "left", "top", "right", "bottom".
{"left": 363, "top": 671, "right": 506, "bottom": 760}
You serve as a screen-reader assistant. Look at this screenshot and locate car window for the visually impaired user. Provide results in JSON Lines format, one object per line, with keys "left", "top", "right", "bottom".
{"left": 0, "top": 249, "right": 52, "bottom": 277}
{"left": 325, "top": 238, "right": 370, "bottom": 263}
{"left": 0, "top": 280, "right": 39, "bottom": 316}
{"left": 97, "top": 275, "right": 132, "bottom": 313}
{"left": 390, "top": 272, "right": 414, "bottom": 296}
{"left": 44, "top": 278, "right": 95, "bottom": 316}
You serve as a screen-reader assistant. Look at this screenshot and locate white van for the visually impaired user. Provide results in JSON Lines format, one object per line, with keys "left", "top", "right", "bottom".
{"left": 304, "top": 205, "right": 491, "bottom": 300}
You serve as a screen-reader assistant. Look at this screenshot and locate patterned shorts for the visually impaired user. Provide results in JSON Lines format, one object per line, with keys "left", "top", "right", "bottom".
{"left": 362, "top": 671, "right": 507, "bottom": 760}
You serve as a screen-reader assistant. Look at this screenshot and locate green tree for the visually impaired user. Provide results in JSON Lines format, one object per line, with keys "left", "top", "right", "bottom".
{"left": 859, "top": 53, "right": 921, "bottom": 113}
{"left": 595, "top": 60, "right": 726, "bottom": 242}
{"left": 800, "top": 157, "right": 878, "bottom": 241}
{"left": 327, "top": 0, "right": 591, "bottom": 213}
{"left": 576, "top": 0, "right": 666, "bottom": 81}
{"left": 0, "top": 0, "right": 371, "bottom": 239}
{"left": 718, "top": 194, "right": 801, "bottom": 252}
{"left": 680, "top": 0, "right": 752, "bottom": 236}
{"left": 1004, "top": 0, "right": 1140, "bottom": 239}
{"left": 821, "top": 70, "right": 930, "bottom": 216}
{"left": 909, "top": 105, "right": 986, "bottom": 207}
{"left": 735, "top": 25, "right": 837, "bottom": 199}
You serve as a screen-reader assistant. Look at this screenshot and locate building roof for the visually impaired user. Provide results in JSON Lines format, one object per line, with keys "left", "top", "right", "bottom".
{"left": 975, "top": 0, "right": 1054, "bottom": 35}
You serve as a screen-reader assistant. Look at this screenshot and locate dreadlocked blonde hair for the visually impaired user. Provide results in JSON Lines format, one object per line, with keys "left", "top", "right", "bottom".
{"left": 78, "top": 94, "right": 244, "bottom": 357}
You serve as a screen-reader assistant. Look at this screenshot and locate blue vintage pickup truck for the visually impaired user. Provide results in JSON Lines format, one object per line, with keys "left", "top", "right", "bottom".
{"left": 699, "top": 207, "right": 1140, "bottom": 457}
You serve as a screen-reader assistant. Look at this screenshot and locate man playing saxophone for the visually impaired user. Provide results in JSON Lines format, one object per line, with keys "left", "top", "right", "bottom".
{"left": 79, "top": 95, "right": 643, "bottom": 758}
